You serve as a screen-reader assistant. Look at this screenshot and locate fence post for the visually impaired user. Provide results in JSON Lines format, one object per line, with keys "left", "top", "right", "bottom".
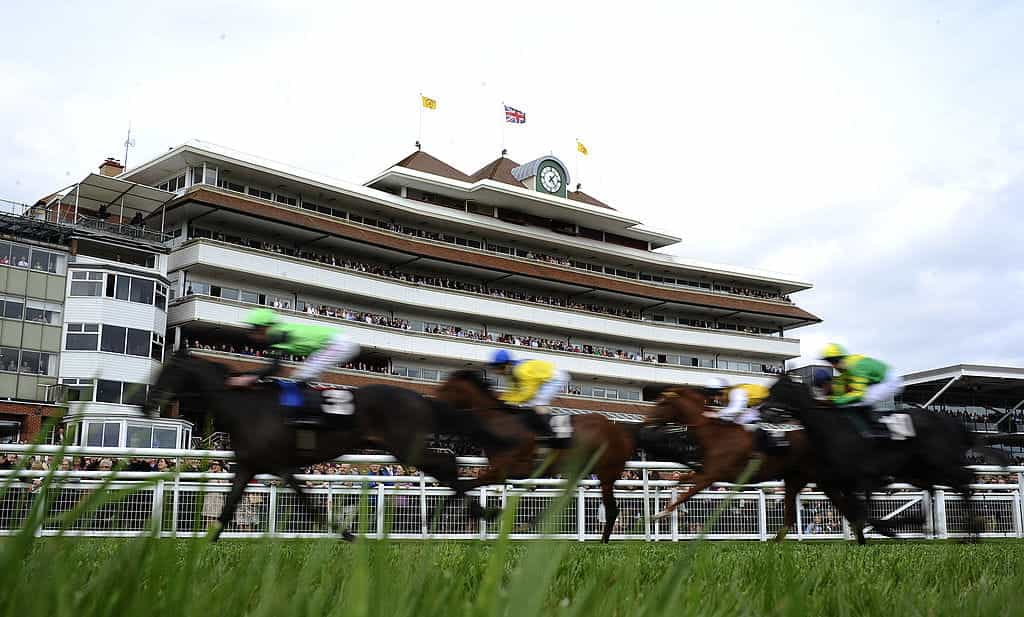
{"left": 641, "top": 458, "right": 650, "bottom": 542}
{"left": 934, "top": 489, "right": 947, "bottom": 539}
{"left": 1017, "top": 472, "right": 1024, "bottom": 539}
{"left": 171, "top": 475, "right": 181, "bottom": 539}
{"left": 419, "top": 472, "right": 428, "bottom": 539}
{"left": 376, "top": 482, "right": 386, "bottom": 540}
{"left": 479, "top": 487, "right": 488, "bottom": 540}
{"left": 152, "top": 480, "right": 164, "bottom": 534}
{"left": 326, "top": 482, "right": 333, "bottom": 535}
{"left": 268, "top": 484, "right": 278, "bottom": 536}
{"left": 921, "top": 490, "right": 934, "bottom": 539}
{"left": 757, "top": 489, "right": 768, "bottom": 542}
{"left": 577, "top": 486, "right": 586, "bottom": 542}
{"left": 670, "top": 486, "right": 679, "bottom": 542}
{"left": 795, "top": 493, "right": 803, "bottom": 541}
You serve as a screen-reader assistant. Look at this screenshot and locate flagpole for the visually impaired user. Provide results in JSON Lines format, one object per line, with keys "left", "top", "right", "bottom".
{"left": 501, "top": 101, "right": 506, "bottom": 154}
{"left": 418, "top": 93, "right": 424, "bottom": 145}
{"left": 574, "top": 138, "right": 580, "bottom": 189}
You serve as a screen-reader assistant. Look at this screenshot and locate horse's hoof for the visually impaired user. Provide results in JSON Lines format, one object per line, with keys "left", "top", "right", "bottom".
{"left": 206, "top": 520, "right": 224, "bottom": 543}
{"left": 652, "top": 510, "right": 671, "bottom": 521}
{"left": 341, "top": 530, "right": 356, "bottom": 542}
{"left": 467, "top": 501, "right": 485, "bottom": 520}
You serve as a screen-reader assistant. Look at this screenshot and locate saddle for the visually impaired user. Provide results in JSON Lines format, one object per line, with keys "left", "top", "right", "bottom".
{"left": 271, "top": 379, "right": 357, "bottom": 430}
{"left": 501, "top": 405, "right": 572, "bottom": 449}
{"left": 840, "top": 407, "right": 916, "bottom": 441}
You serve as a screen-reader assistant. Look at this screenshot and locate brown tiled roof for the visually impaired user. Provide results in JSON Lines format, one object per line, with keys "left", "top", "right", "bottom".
{"left": 568, "top": 190, "right": 615, "bottom": 211}
{"left": 174, "top": 188, "right": 821, "bottom": 324}
{"left": 392, "top": 150, "right": 471, "bottom": 182}
{"left": 468, "top": 156, "right": 522, "bottom": 187}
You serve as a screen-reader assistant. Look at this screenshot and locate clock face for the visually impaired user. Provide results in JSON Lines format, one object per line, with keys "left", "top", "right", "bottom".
{"left": 539, "top": 165, "right": 563, "bottom": 193}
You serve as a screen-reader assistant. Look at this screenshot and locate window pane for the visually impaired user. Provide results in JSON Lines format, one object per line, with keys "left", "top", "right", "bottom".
{"left": 101, "top": 325, "right": 127, "bottom": 353}
{"left": 66, "top": 332, "right": 99, "bottom": 351}
{"left": 103, "top": 423, "right": 120, "bottom": 447}
{"left": 155, "top": 287, "right": 167, "bottom": 311}
{"left": 150, "top": 339, "right": 163, "bottom": 362}
{"left": 86, "top": 423, "right": 104, "bottom": 446}
{"left": 115, "top": 275, "right": 131, "bottom": 300}
{"left": 30, "top": 250, "right": 51, "bottom": 272}
{"left": 153, "top": 428, "right": 177, "bottom": 449}
{"left": 123, "top": 382, "right": 148, "bottom": 406}
{"left": 9, "top": 244, "right": 29, "bottom": 268}
{"left": 219, "top": 287, "right": 239, "bottom": 301}
{"left": 20, "top": 351, "right": 40, "bottom": 374}
{"left": 0, "top": 347, "right": 18, "bottom": 372}
{"left": 0, "top": 241, "right": 9, "bottom": 263}
{"left": 126, "top": 424, "right": 151, "bottom": 448}
{"left": 240, "top": 290, "right": 259, "bottom": 304}
{"left": 65, "top": 383, "right": 94, "bottom": 402}
{"left": 96, "top": 379, "right": 122, "bottom": 403}
{"left": 130, "top": 278, "right": 154, "bottom": 304}
{"left": 3, "top": 299, "right": 23, "bottom": 319}
{"left": 70, "top": 281, "right": 102, "bottom": 296}
{"left": 126, "top": 328, "right": 150, "bottom": 356}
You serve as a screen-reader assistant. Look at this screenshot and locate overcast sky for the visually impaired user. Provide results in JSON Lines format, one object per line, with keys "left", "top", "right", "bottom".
{"left": 2, "top": 2, "right": 1021, "bottom": 373}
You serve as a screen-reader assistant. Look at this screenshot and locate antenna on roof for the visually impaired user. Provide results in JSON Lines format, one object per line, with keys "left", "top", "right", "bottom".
{"left": 501, "top": 148, "right": 508, "bottom": 157}
{"left": 415, "top": 140, "right": 422, "bottom": 151}
{"left": 576, "top": 183, "right": 581, "bottom": 192}
{"left": 123, "top": 122, "right": 136, "bottom": 169}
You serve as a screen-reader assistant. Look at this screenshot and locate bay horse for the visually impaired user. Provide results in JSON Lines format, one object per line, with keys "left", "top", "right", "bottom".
{"left": 144, "top": 350, "right": 489, "bottom": 540}
{"left": 646, "top": 386, "right": 866, "bottom": 542}
{"left": 766, "top": 374, "right": 1013, "bottom": 541}
{"left": 434, "top": 370, "right": 635, "bottom": 543}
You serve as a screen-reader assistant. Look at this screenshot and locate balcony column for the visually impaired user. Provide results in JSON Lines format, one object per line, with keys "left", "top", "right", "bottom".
{"left": 73, "top": 183, "right": 80, "bottom": 221}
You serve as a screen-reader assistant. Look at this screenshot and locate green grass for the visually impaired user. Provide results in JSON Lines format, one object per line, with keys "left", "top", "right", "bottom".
{"left": 4, "top": 538, "right": 1023, "bottom": 616}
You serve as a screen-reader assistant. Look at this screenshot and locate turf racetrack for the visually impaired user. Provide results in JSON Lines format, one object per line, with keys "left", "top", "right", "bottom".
{"left": 5, "top": 538, "right": 1022, "bottom": 616}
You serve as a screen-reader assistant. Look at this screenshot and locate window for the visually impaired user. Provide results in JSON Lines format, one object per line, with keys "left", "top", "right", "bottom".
{"left": 189, "top": 281, "right": 210, "bottom": 295}
{"left": 108, "top": 274, "right": 131, "bottom": 300}
{"left": 190, "top": 167, "right": 204, "bottom": 186}
{"left": 101, "top": 325, "right": 127, "bottom": 353}
{"left": 123, "top": 382, "right": 148, "bottom": 406}
{"left": 62, "top": 378, "right": 95, "bottom": 402}
{"left": 9, "top": 244, "right": 30, "bottom": 268}
{"left": 126, "top": 328, "right": 150, "bottom": 357}
{"left": 151, "top": 333, "right": 164, "bottom": 362}
{"left": 0, "top": 241, "right": 9, "bottom": 265}
{"left": 421, "top": 369, "right": 439, "bottom": 382}
{"left": 30, "top": 249, "right": 64, "bottom": 274}
{"left": 70, "top": 271, "right": 104, "bottom": 296}
{"left": 153, "top": 427, "right": 177, "bottom": 448}
{"left": 157, "top": 174, "right": 186, "bottom": 192}
{"left": 247, "top": 187, "right": 272, "bottom": 200}
{"left": 0, "top": 347, "right": 19, "bottom": 372}
{"left": 218, "top": 287, "right": 239, "bottom": 301}
{"left": 126, "top": 424, "right": 152, "bottom": 448}
{"left": 240, "top": 290, "right": 259, "bottom": 304}
{"left": 155, "top": 284, "right": 167, "bottom": 311}
{"left": 219, "top": 180, "right": 244, "bottom": 193}
{"left": 66, "top": 323, "right": 100, "bottom": 350}
{"left": 86, "top": 422, "right": 120, "bottom": 446}
{"left": 275, "top": 195, "right": 297, "bottom": 206}
{"left": 19, "top": 351, "right": 55, "bottom": 376}
{"left": 2, "top": 297, "right": 23, "bottom": 319}
{"left": 96, "top": 379, "right": 122, "bottom": 403}
{"left": 130, "top": 278, "right": 154, "bottom": 304}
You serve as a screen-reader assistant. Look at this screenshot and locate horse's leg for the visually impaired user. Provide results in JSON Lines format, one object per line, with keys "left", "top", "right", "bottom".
{"left": 598, "top": 479, "right": 619, "bottom": 544}
{"left": 412, "top": 449, "right": 485, "bottom": 522}
{"left": 823, "top": 487, "right": 867, "bottom": 545}
{"left": 211, "top": 466, "right": 255, "bottom": 542}
{"left": 653, "top": 473, "right": 717, "bottom": 520}
{"left": 281, "top": 471, "right": 336, "bottom": 535}
{"left": 775, "top": 476, "right": 808, "bottom": 542}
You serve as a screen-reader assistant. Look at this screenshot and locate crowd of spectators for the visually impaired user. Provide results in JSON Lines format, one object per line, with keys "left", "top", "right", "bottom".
{"left": 184, "top": 339, "right": 392, "bottom": 375}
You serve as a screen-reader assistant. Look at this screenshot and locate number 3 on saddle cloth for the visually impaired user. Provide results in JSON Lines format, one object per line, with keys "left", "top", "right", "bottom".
{"left": 276, "top": 380, "right": 356, "bottom": 429}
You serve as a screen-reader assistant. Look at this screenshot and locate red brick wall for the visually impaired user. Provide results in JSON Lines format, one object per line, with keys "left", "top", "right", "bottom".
{"left": 0, "top": 401, "right": 63, "bottom": 441}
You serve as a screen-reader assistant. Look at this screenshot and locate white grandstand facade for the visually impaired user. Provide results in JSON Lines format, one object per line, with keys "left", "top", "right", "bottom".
{"left": 15, "top": 140, "right": 819, "bottom": 441}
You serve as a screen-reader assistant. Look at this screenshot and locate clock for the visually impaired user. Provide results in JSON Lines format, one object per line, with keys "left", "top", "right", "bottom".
{"left": 539, "top": 165, "right": 563, "bottom": 193}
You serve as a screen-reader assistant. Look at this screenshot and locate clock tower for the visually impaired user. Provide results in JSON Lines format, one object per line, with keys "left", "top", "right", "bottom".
{"left": 510, "top": 156, "right": 570, "bottom": 199}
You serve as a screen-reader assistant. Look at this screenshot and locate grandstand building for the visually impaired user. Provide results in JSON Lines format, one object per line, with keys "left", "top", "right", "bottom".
{"left": 13, "top": 140, "right": 819, "bottom": 444}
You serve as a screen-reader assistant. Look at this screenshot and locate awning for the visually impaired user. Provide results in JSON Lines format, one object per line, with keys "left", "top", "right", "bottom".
{"left": 57, "top": 173, "right": 175, "bottom": 215}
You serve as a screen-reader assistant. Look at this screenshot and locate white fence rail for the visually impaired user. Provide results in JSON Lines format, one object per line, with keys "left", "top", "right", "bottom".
{"left": 2, "top": 445, "right": 1022, "bottom": 541}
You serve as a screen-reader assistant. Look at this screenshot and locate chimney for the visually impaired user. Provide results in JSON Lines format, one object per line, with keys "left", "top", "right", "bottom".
{"left": 99, "top": 158, "right": 125, "bottom": 177}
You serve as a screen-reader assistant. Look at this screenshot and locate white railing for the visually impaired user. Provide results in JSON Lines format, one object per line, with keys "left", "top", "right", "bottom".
{"left": 2, "top": 445, "right": 1021, "bottom": 541}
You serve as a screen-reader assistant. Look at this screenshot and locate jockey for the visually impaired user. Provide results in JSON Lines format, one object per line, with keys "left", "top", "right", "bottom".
{"left": 487, "top": 349, "right": 570, "bottom": 440}
{"left": 820, "top": 343, "right": 904, "bottom": 435}
{"left": 226, "top": 308, "right": 360, "bottom": 389}
{"left": 811, "top": 367, "right": 835, "bottom": 401}
{"left": 702, "top": 377, "right": 769, "bottom": 431}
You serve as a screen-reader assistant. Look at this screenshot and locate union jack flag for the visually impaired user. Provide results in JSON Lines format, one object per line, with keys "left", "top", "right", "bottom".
{"left": 504, "top": 105, "right": 526, "bottom": 124}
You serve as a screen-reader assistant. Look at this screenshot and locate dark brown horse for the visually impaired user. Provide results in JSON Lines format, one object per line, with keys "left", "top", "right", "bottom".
{"left": 435, "top": 370, "right": 635, "bottom": 543}
{"left": 647, "top": 386, "right": 865, "bottom": 542}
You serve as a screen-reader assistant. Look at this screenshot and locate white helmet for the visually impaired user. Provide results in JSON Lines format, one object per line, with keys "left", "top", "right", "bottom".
{"left": 704, "top": 377, "right": 729, "bottom": 391}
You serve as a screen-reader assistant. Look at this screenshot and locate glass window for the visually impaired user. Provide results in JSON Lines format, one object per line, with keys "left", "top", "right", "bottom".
{"left": 189, "top": 281, "right": 210, "bottom": 295}
{"left": 3, "top": 298, "right": 23, "bottom": 319}
{"left": 0, "top": 347, "right": 19, "bottom": 372}
{"left": 123, "top": 383, "right": 148, "bottom": 406}
{"left": 190, "top": 167, "right": 204, "bottom": 186}
{"left": 240, "top": 290, "right": 259, "bottom": 304}
{"left": 66, "top": 323, "right": 100, "bottom": 351}
{"left": 86, "top": 423, "right": 104, "bottom": 446}
{"left": 155, "top": 284, "right": 167, "bottom": 311}
{"left": 20, "top": 351, "right": 54, "bottom": 375}
{"left": 115, "top": 275, "right": 131, "bottom": 300}
{"left": 153, "top": 427, "right": 177, "bottom": 449}
{"left": 406, "top": 368, "right": 420, "bottom": 379}
{"left": 9, "top": 244, "right": 29, "bottom": 268}
{"left": 126, "top": 424, "right": 151, "bottom": 448}
{"left": 203, "top": 166, "right": 218, "bottom": 186}
{"left": 126, "top": 328, "right": 150, "bottom": 357}
{"left": 70, "top": 272, "right": 103, "bottom": 296}
{"left": 151, "top": 333, "right": 164, "bottom": 362}
{"left": 130, "top": 278, "right": 154, "bottom": 304}
{"left": 0, "top": 241, "right": 10, "bottom": 265}
{"left": 63, "top": 378, "right": 95, "bottom": 402}
{"left": 104, "top": 422, "right": 120, "bottom": 446}
{"left": 101, "top": 325, "right": 127, "bottom": 353}
{"left": 96, "top": 380, "right": 122, "bottom": 403}
{"left": 219, "top": 287, "right": 239, "bottom": 301}
{"left": 30, "top": 249, "right": 61, "bottom": 273}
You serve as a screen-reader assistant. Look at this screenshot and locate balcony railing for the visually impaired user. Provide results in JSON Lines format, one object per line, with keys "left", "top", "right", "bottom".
{"left": 74, "top": 214, "right": 170, "bottom": 244}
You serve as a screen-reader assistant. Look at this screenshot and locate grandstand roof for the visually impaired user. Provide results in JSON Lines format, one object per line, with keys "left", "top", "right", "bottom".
{"left": 901, "top": 364, "right": 1024, "bottom": 409}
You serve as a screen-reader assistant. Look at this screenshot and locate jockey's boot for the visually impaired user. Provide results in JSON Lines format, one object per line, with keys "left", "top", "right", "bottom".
{"left": 850, "top": 405, "right": 887, "bottom": 439}
{"left": 525, "top": 407, "right": 556, "bottom": 439}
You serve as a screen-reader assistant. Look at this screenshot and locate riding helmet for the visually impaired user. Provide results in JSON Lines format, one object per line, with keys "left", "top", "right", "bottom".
{"left": 489, "top": 349, "right": 514, "bottom": 366}
{"left": 820, "top": 342, "right": 848, "bottom": 360}
{"left": 812, "top": 367, "right": 834, "bottom": 387}
{"left": 243, "top": 308, "right": 279, "bottom": 328}
{"left": 704, "top": 377, "right": 729, "bottom": 391}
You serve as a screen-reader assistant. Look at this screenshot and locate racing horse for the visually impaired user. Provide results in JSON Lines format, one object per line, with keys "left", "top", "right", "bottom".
{"left": 765, "top": 374, "right": 1012, "bottom": 541}
{"left": 434, "top": 370, "right": 637, "bottom": 543}
{"left": 144, "top": 350, "right": 491, "bottom": 540}
{"left": 645, "top": 386, "right": 868, "bottom": 542}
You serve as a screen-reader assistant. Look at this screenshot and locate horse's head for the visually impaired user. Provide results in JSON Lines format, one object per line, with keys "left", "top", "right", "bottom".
{"left": 436, "top": 369, "right": 500, "bottom": 410}
{"left": 143, "top": 349, "right": 229, "bottom": 417}
{"left": 764, "top": 374, "right": 814, "bottom": 419}
{"left": 648, "top": 386, "right": 709, "bottom": 426}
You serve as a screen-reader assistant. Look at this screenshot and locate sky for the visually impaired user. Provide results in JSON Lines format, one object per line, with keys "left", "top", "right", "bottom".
{"left": 1, "top": 1, "right": 1021, "bottom": 374}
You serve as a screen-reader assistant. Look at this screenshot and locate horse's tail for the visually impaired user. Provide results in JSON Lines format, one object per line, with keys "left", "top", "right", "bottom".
{"left": 426, "top": 397, "right": 517, "bottom": 451}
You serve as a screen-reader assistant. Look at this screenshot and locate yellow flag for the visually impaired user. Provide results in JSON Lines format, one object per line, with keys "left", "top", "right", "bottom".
{"left": 421, "top": 95, "right": 437, "bottom": 110}
{"left": 576, "top": 140, "right": 588, "bottom": 156}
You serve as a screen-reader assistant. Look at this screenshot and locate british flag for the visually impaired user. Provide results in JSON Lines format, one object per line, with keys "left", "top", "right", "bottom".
{"left": 504, "top": 105, "right": 526, "bottom": 124}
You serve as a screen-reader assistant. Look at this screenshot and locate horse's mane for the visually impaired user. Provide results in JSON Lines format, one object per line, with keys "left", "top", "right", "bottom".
{"left": 448, "top": 369, "right": 495, "bottom": 395}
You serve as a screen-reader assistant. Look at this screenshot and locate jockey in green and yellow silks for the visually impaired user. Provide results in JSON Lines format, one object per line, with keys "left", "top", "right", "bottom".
{"left": 820, "top": 343, "right": 903, "bottom": 408}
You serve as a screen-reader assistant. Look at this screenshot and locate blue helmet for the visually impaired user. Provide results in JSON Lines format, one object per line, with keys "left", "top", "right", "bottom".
{"left": 812, "top": 367, "right": 834, "bottom": 388}
{"left": 488, "top": 349, "right": 514, "bottom": 366}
